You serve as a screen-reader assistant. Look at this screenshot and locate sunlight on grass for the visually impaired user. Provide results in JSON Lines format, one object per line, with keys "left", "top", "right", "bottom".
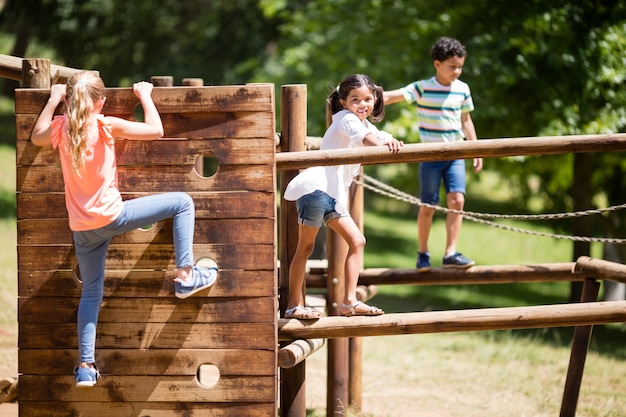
{"left": 0, "top": 220, "right": 17, "bottom": 330}
{"left": 0, "top": 145, "right": 15, "bottom": 191}
{"left": 305, "top": 331, "right": 626, "bottom": 417}
{"left": 364, "top": 209, "right": 584, "bottom": 268}
{"left": 0, "top": 144, "right": 16, "bottom": 379}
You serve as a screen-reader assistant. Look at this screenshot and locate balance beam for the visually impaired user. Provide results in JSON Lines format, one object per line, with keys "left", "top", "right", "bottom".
{"left": 278, "top": 300, "right": 626, "bottom": 341}
{"left": 306, "top": 262, "right": 587, "bottom": 288}
{"left": 278, "top": 339, "right": 325, "bottom": 369}
{"left": 276, "top": 133, "right": 626, "bottom": 170}
{"left": 576, "top": 256, "right": 626, "bottom": 284}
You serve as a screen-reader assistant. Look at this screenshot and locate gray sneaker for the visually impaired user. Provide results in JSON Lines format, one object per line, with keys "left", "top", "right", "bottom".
{"left": 74, "top": 363, "right": 100, "bottom": 388}
{"left": 175, "top": 266, "right": 218, "bottom": 299}
{"left": 442, "top": 252, "right": 475, "bottom": 269}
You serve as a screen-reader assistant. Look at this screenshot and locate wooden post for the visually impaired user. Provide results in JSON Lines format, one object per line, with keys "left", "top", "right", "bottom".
{"left": 279, "top": 84, "right": 308, "bottom": 417}
{"left": 348, "top": 169, "right": 364, "bottom": 411}
{"left": 559, "top": 277, "right": 601, "bottom": 417}
{"left": 182, "top": 78, "right": 204, "bottom": 86}
{"left": 149, "top": 75, "right": 174, "bottom": 87}
{"left": 182, "top": 78, "right": 206, "bottom": 175}
{"left": 326, "top": 228, "right": 350, "bottom": 417}
{"left": 325, "top": 102, "right": 350, "bottom": 417}
{"left": 21, "top": 58, "right": 50, "bottom": 88}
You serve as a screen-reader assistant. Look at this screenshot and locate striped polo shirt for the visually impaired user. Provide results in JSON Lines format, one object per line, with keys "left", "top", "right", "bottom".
{"left": 401, "top": 76, "right": 474, "bottom": 143}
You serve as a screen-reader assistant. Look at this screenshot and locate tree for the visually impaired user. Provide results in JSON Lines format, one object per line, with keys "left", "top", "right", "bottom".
{"left": 255, "top": 0, "right": 626, "bottom": 300}
{"left": 0, "top": 0, "right": 281, "bottom": 88}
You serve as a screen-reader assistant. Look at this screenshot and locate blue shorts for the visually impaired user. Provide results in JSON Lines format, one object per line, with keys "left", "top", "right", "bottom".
{"left": 295, "top": 190, "right": 347, "bottom": 228}
{"left": 419, "top": 159, "right": 466, "bottom": 205}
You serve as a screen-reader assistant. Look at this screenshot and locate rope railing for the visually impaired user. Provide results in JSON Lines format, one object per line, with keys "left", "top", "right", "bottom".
{"left": 357, "top": 174, "right": 626, "bottom": 244}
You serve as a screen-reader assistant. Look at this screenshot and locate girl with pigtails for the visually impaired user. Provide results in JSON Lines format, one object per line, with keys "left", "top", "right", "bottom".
{"left": 283, "top": 74, "right": 403, "bottom": 319}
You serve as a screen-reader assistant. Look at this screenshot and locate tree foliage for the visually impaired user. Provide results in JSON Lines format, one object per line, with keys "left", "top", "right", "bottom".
{"left": 0, "top": 0, "right": 280, "bottom": 86}
{"left": 2, "top": 0, "right": 626, "bottom": 259}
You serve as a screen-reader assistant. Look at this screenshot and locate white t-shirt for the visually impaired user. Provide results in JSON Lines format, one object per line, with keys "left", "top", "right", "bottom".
{"left": 284, "top": 109, "right": 391, "bottom": 211}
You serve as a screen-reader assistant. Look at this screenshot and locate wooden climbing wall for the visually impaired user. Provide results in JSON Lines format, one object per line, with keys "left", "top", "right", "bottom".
{"left": 14, "top": 84, "right": 277, "bottom": 416}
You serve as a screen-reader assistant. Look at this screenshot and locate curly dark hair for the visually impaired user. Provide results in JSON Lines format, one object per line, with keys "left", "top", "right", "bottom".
{"left": 430, "top": 37, "right": 466, "bottom": 62}
{"left": 327, "top": 74, "right": 385, "bottom": 123}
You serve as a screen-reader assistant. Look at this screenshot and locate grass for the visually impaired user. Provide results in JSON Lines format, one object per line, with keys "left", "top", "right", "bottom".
{"left": 0, "top": 144, "right": 17, "bottom": 382}
{"left": 1, "top": 120, "right": 625, "bottom": 416}
{"left": 303, "top": 168, "right": 626, "bottom": 416}
{"left": 304, "top": 330, "right": 626, "bottom": 417}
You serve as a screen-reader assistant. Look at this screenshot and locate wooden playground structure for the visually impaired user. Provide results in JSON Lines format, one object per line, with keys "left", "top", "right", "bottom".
{"left": 6, "top": 56, "right": 626, "bottom": 416}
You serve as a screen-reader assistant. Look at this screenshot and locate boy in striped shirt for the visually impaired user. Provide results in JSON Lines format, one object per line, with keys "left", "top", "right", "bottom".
{"left": 384, "top": 36, "right": 482, "bottom": 271}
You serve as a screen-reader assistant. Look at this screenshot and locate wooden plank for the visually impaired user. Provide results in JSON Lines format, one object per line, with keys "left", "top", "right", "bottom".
{"left": 19, "top": 297, "right": 275, "bottom": 323}
{"left": 279, "top": 300, "right": 626, "bottom": 340}
{"left": 18, "top": 402, "right": 275, "bottom": 417}
{"left": 17, "top": 218, "right": 275, "bottom": 245}
{"left": 19, "top": 348, "right": 275, "bottom": 376}
{"left": 19, "top": 375, "right": 276, "bottom": 402}
{"left": 16, "top": 137, "right": 275, "bottom": 166}
{"left": 275, "top": 133, "right": 626, "bottom": 171}
{"left": 18, "top": 269, "right": 274, "bottom": 298}
{"left": 159, "top": 112, "right": 275, "bottom": 139}
{"left": 17, "top": 191, "right": 275, "bottom": 220}
{"left": 16, "top": 113, "right": 274, "bottom": 142}
{"left": 0, "top": 54, "right": 90, "bottom": 83}
{"left": 19, "top": 322, "right": 276, "bottom": 349}
{"left": 17, "top": 244, "right": 275, "bottom": 271}
{"left": 15, "top": 85, "right": 275, "bottom": 115}
{"left": 15, "top": 82, "right": 278, "bottom": 413}
{"left": 575, "top": 256, "right": 626, "bottom": 284}
{"left": 17, "top": 164, "right": 275, "bottom": 193}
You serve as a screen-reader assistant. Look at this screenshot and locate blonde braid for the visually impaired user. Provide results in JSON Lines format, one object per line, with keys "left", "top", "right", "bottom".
{"left": 65, "top": 71, "right": 106, "bottom": 176}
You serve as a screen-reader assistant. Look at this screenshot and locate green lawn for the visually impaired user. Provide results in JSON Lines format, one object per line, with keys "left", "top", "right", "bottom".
{"left": 0, "top": 144, "right": 17, "bottom": 383}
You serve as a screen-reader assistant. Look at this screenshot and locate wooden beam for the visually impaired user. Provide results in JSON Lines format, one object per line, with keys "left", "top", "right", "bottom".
{"left": 278, "top": 339, "right": 325, "bottom": 369}
{"left": 305, "top": 262, "right": 587, "bottom": 288}
{"left": 575, "top": 256, "right": 626, "bottom": 283}
{"left": 278, "top": 300, "right": 626, "bottom": 341}
{"left": 276, "top": 133, "right": 626, "bottom": 171}
{"left": 0, "top": 54, "right": 96, "bottom": 83}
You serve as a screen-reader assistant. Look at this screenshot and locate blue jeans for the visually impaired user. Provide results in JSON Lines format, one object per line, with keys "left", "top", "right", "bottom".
{"left": 295, "top": 190, "right": 346, "bottom": 228}
{"left": 419, "top": 159, "right": 466, "bottom": 204}
{"left": 73, "top": 192, "right": 195, "bottom": 364}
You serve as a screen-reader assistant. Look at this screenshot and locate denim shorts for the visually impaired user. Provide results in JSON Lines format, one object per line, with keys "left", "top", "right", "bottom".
{"left": 419, "top": 159, "right": 466, "bottom": 204}
{"left": 295, "top": 190, "right": 347, "bottom": 228}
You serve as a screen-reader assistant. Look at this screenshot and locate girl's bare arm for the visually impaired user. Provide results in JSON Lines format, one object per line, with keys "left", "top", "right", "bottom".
{"left": 30, "top": 84, "right": 66, "bottom": 146}
{"left": 108, "top": 82, "right": 164, "bottom": 140}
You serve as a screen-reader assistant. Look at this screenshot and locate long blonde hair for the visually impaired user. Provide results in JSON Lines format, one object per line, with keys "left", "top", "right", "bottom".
{"left": 65, "top": 71, "right": 106, "bottom": 175}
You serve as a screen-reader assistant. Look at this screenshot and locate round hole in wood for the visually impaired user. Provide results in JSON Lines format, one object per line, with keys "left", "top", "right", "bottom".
{"left": 194, "top": 155, "right": 219, "bottom": 178}
{"left": 133, "top": 102, "right": 145, "bottom": 122}
{"left": 197, "top": 363, "right": 220, "bottom": 388}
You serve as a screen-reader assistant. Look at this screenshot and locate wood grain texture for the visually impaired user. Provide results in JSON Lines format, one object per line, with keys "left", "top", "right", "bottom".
{"left": 16, "top": 83, "right": 278, "bottom": 415}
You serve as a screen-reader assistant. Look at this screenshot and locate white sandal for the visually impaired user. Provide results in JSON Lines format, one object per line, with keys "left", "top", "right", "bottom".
{"left": 340, "top": 301, "right": 384, "bottom": 317}
{"left": 284, "top": 305, "right": 322, "bottom": 320}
